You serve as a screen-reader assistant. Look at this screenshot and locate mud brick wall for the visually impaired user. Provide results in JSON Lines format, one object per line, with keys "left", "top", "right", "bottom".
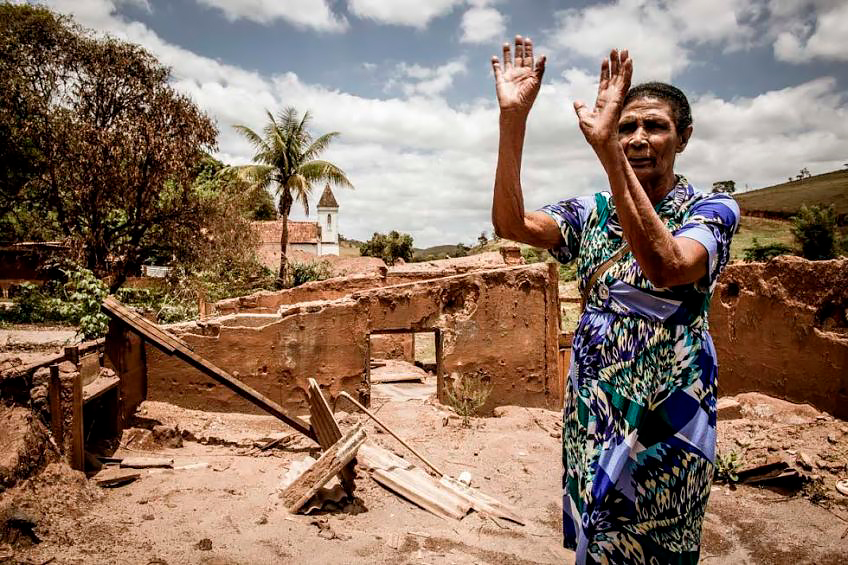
{"left": 710, "top": 256, "right": 848, "bottom": 419}
{"left": 146, "top": 263, "right": 560, "bottom": 416}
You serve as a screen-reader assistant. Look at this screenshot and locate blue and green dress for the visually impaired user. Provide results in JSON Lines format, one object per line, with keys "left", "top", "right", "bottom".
{"left": 540, "top": 176, "right": 739, "bottom": 564}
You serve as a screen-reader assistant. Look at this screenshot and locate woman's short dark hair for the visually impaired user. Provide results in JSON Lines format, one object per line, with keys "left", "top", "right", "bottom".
{"left": 623, "top": 82, "right": 692, "bottom": 134}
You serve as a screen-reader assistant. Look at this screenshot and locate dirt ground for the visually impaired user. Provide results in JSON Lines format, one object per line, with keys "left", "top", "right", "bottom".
{"left": 2, "top": 366, "right": 847, "bottom": 564}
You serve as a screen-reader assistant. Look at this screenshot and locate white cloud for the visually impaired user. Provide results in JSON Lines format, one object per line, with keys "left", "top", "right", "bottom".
{"left": 39, "top": 0, "right": 848, "bottom": 248}
{"left": 193, "top": 0, "right": 347, "bottom": 31}
{"left": 386, "top": 59, "right": 468, "bottom": 97}
{"left": 346, "top": 0, "right": 463, "bottom": 28}
{"left": 545, "top": 0, "right": 756, "bottom": 81}
{"left": 460, "top": 5, "right": 505, "bottom": 44}
{"left": 771, "top": 1, "right": 848, "bottom": 62}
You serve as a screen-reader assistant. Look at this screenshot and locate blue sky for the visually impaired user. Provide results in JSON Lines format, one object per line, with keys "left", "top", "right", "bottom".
{"left": 35, "top": 0, "right": 848, "bottom": 247}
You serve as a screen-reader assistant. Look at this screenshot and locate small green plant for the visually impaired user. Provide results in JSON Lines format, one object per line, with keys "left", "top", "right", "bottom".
{"left": 61, "top": 267, "right": 109, "bottom": 339}
{"left": 742, "top": 238, "right": 795, "bottom": 262}
{"left": 791, "top": 204, "right": 838, "bottom": 260}
{"left": 713, "top": 450, "right": 742, "bottom": 484}
{"left": 445, "top": 370, "right": 493, "bottom": 428}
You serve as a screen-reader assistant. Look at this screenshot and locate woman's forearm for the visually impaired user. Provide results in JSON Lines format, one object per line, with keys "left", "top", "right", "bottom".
{"left": 597, "top": 144, "right": 706, "bottom": 287}
{"left": 492, "top": 112, "right": 561, "bottom": 247}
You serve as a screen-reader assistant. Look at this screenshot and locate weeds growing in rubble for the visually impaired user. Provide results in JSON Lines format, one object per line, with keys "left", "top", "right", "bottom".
{"left": 445, "top": 370, "right": 493, "bottom": 428}
{"left": 713, "top": 450, "right": 742, "bottom": 484}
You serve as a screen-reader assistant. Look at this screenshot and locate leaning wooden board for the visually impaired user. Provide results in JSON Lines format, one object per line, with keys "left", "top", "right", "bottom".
{"left": 281, "top": 423, "right": 366, "bottom": 513}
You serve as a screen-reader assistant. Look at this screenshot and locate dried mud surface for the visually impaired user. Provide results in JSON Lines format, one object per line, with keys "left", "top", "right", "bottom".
{"left": 1, "top": 385, "right": 846, "bottom": 564}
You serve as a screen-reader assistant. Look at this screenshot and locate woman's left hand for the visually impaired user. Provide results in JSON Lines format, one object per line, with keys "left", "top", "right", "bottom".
{"left": 573, "top": 49, "right": 632, "bottom": 151}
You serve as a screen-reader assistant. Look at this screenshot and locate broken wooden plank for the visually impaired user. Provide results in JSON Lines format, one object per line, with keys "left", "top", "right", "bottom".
{"left": 95, "top": 468, "right": 141, "bottom": 487}
{"left": 307, "top": 378, "right": 356, "bottom": 496}
{"left": 79, "top": 351, "right": 101, "bottom": 387}
{"left": 101, "top": 297, "right": 315, "bottom": 441}
{"left": 281, "top": 424, "right": 366, "bottom": 513}
{"left": 359, "top": 444, "right": 471, "bottom": 521}
{"left": 82, "top": 374, "right": 120, "bottom": 404}
{"left": 120, "top": 456, "right": 174, "bottom": 469}
{"left": 370, "top": 374, "right": 424, "bottom": 384}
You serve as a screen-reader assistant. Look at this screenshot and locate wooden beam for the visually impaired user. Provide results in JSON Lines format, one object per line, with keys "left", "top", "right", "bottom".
{"left": 82, "top": 375, "right": 120, "bottom": 404}
{"left": 48, "top": 364, "right": 63, "bottom": 444}
{"left": 281, "top": 423, "right": 366, "bottom": 513}
{"left": 101, "top": 297, "right": 315, "bottom": 441}
{"left": 307, "top": 378, "right": 356, "bottom": 496}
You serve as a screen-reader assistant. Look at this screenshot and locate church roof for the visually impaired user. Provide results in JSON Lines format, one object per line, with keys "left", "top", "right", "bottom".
{"left": 252, "top": 220, "right": 320, "bottom": 244}
{"left": 317, "top": 184, "right": 339, "bottom": 208}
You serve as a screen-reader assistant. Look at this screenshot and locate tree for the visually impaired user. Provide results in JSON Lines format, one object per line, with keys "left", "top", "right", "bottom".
{"left": 477, "top": 231, "right": 489, "bottom": 247}
{"left": 711, "top": 180, "right": 736, "bottom": 194}
{"left": 360, "top": 231, "right": 414, "bottom": 264}
{"left": 791, "top": 204, "right": 837, "bottom": 260}
{"left": 796, "top": 167, "right": 812, "bottom": 181}
{"left": 234, "top": 108, "right": 352, "bottom": 287}
{"left": 0, "top": 5, "right": 217, "bottom": 290}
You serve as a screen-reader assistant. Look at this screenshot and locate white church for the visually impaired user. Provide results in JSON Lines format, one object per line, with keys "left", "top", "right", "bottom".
{"left": 253, "top": 184, "right": 340, "bottom": 269}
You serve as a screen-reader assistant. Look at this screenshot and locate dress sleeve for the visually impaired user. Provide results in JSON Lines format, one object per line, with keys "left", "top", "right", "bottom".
{"left": 538, "top": 194, "right": 597, "bottom": 264}
{"left": 674, "top": 193, "right": 740, "bottom": 290}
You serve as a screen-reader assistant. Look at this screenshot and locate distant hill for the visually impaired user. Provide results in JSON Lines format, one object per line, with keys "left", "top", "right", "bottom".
{"left": 413, "top": 244, "right": 465, "bottom": 260}
{"left": 735, "top": 169, "right": 848, "bottom": 219}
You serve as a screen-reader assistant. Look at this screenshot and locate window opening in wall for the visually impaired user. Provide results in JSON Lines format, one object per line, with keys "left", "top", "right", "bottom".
{"left": 327, "top": 214, "right": 331, "bottom": 228}
{"left": 366, "top": 329, "right": 441, "bottom": 403}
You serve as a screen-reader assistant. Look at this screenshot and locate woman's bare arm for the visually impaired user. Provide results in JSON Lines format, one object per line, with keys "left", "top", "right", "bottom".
{"left": 491, "top": 36, "right": 562, "bottom": 248}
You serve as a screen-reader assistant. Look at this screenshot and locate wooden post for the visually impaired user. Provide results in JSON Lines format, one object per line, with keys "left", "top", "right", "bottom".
{"left": 435, "top": 328, "right": 444, "bottom": 403}
{"left": 71, "top": 371, "right": 84, "bottom": 471}
{"left": 281, "top": 424, "right": 366, "bottom": 513}
{"left": 48, "top": 364, "right": 63, "bottom": 443}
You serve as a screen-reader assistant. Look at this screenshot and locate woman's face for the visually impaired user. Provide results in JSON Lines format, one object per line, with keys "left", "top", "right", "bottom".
{"left": 617, "top": 96, "right": 691, "bottom": 187}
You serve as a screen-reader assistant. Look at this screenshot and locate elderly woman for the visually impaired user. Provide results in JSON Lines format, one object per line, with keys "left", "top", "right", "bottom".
{"left": 491, "top": 37, "right": 739, "bottom": 564}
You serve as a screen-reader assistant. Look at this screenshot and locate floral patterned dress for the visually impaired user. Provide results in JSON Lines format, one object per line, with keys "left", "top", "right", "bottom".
{"left": 540, "top": 176, "right": 739, "bottom": 564}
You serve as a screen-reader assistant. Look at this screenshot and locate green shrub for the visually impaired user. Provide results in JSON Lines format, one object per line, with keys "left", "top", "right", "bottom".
{"left": 791, "top": 204, "right": 838, "bottom": 260}
{"left": 287, "top": 260, "right": 331, "bottom": 288}
{"left": 742, "top": 238, "right": 795, "bottom": 262}
{"left": 0, "top": 266, "right": 108, "bottom": 339}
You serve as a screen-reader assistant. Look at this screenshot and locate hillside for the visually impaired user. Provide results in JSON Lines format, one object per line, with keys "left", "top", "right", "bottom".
{"left": 734, "top": 169, "right": 848, "bottom": 218}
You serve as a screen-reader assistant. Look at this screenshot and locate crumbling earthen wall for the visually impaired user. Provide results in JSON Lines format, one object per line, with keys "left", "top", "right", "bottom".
{"left": 146, "top": 263, "right": 560, "bottom": 416}
{"left": 215, "top": 251, "right": 518, "bottom": 316}
{"left": 710, "top": 256, "right": 848, "bottom": 419}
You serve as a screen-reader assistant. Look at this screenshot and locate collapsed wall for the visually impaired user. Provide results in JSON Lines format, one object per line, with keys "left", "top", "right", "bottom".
{"left": 710, "top": 256, "right": 848, "bottom": 419}
{"left": 146, "top": 262, "right": 560, "bottom": 416}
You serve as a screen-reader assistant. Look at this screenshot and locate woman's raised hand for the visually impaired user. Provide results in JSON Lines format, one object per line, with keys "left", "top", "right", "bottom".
{"left": 573, "top": 49, "right": 632, "bottom": 150}
{"left": 492, "top": 36, "right": 546, "bottom": 117}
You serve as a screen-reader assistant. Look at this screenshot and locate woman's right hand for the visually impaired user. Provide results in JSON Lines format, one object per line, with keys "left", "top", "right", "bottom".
{"left": 492, "top": 36, "right": 546, "bottom": 118}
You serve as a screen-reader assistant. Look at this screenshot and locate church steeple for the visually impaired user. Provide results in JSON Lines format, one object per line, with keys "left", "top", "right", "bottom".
{"left": 317, "top": 184, "right": 339, "bottom": 252}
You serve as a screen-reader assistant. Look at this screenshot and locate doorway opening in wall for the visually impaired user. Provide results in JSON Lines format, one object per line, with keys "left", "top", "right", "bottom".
{"left": 366, "top": 329, "right": 442, "bottom": 404}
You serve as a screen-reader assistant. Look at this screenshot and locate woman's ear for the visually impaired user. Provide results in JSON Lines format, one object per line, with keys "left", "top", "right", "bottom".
{"left": 677, "top": 124, "right": 693, "bottom": 153}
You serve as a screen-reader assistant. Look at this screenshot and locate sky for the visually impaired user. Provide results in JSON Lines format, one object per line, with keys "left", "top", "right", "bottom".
{"left": 28, "top": 0, "right": 848, "bottom": 247}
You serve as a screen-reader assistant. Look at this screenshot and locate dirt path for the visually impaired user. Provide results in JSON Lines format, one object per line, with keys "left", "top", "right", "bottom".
{"left": 3, "top": 387, "right": 848, "bottom": 564}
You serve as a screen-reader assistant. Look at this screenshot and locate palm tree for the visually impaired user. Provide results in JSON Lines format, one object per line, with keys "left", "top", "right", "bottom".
{"left": 234, "top": 107, "right": 352, "bottom": 286}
